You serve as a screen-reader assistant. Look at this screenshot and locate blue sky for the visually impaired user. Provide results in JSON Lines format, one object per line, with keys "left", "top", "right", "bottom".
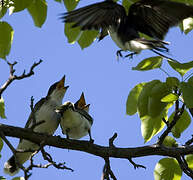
{"left": 1, "top": 1, "right": 193, "bottom": 179}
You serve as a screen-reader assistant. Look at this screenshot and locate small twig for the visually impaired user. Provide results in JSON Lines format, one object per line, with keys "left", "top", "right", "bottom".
{"left": 162, "top": 117, "right": 169, "bottom": 126}
{"left": 127, "top": 158, "right": 146, "bottom": 169}
{"left": 176, "top": 155, "right": 193, "bottom": 179}
{"left": 185, "top": 135, "right": 193, "bottom": 146}
{"left": 159, "top": 67, "right": 171, "bottom": 77}
{"left": 101, "top": 158, "right": 117, "bottom": 180}
{"left": 109, "top": 133, "right": 117, "bottom": 148}
{"left": 151, "top": 49, "right": 179, "bottom": 63}
{"left": 0, "top": 59, "right": 42, "bottom": 98}
{"left": 40, "top": 142, "right": 73, "bottom": 171}
{"left": 30, "top": 96, "right": 36, "bottom": 126}
{"left": 24, "top": 149, "right": 54, "bottom": 179}
{"left": 157, "top": 103, "right": 185, "bottom": 145}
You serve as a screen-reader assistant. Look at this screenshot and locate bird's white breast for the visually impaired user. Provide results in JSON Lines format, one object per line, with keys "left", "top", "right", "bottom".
{"left": 108, "top": 27, "right": 149, "bottom": 53}
{"left": 60, "top": 109, "right": 91, "bottom": 139}
{"left": 34, "top": 100, "right": 60, "bottom": 134}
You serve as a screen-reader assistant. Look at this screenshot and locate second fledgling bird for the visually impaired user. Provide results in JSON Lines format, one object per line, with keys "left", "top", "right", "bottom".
{"left": 56, "top": 92, "right": 93, "bottom": 141}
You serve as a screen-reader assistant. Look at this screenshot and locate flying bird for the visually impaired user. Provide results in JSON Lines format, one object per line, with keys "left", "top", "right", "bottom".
{"left": 56, "top": 92, "right": 93, "bottom": 142}
{"left": 61, "top": 0, "right": 193, "bottom": 58}
{"left": 4, "top": 76, "right": 69, "bottom": 176}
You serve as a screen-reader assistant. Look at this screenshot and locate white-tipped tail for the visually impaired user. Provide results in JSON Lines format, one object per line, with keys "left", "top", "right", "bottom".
{"left": 4, "top": 156, "right": 19, "bottom": 176}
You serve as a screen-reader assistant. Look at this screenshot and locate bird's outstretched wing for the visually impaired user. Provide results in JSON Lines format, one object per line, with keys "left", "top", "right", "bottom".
{"left": 128, "top": 0, "right": 193, "bottom": 39}
{"left": 61, "top": 1, "right": 126, "bottom": 30}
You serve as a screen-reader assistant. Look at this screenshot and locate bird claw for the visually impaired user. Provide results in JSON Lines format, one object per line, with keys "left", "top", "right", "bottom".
{"left": 124, "top": 52, "right": 137, "bottom": 59}
{"left": 116, "top": 50, "right": 123, "bottom": 60}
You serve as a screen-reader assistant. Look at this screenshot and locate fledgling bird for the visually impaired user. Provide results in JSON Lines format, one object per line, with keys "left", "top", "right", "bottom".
{"left": 61, "top": 0, "right": 193, "bottom": 58}
{"left": 4, "top": 76, "right": 69, "bottom": 176}
{"left": 56, "top": 92, "right": 93, "bottom": 141}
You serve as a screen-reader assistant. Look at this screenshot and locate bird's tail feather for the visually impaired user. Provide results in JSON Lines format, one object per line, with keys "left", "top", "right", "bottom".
{"left": 137, "top": 38, "right": 170, "bottom": 53}
{"left": 4, "top": 155, "right": 19, "bottom": 176}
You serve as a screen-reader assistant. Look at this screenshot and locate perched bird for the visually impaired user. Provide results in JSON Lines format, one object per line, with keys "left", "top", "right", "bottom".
{"left": 56, "top": 92, "right": 93, "bottom": 141}
{"left": 4, "top": 76, "right": 69, "bottom": 176}
{"left": 61, "top": 0, "right": 193, "bottom": 58}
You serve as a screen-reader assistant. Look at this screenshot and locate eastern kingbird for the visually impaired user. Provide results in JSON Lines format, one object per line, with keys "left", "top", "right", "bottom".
{"left": 4, "top": 76, "right": 69, "bottom": 176}
{"left": 61, "top": 0, "right": 193, "bottom": 58}
{"left": 56, "top": 92, "right": 93, "bottom": 141}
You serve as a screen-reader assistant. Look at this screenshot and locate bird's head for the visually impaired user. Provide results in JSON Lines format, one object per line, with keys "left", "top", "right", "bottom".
{"left": 47, "top": 75, "right": 69, "bottom": 102}
{"left": 55, "top": 101, "right": 74, "bottom": 115}
{"left": 74, "top": 92, "right": 90, "bottom": 112}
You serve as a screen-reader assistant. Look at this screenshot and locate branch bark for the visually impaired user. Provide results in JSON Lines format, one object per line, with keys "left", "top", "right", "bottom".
{"left": 1, "top": 123, "right": 193, "bottom": 160}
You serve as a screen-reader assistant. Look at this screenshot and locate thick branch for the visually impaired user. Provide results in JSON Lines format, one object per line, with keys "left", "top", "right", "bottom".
{"left": 1, "top": 123, "right": 193, "bottom": 159}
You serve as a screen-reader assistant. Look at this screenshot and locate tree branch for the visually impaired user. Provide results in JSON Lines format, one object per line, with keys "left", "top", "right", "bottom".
{"left": 176, "top": 155, "right": 193, "bottom": 178}
{"left": 1, "top": 123, "right": 193, "bottom": 160}
{"left": 157, "top": 103, "right": 185, "bottom": 145}
{"left": 0, "top": 59, "right": 42, "bottom": 98}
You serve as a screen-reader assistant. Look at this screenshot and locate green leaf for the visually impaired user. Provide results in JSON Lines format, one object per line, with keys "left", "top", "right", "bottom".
{"left": 12, "top": 177, "right": 25, "bottom": 180}
{"left": 63, "top": 0, "right": 80, "bottom": 11}
{"left": 64, "top": 23, "right": 81, "bottom": 44}
{"left": 9, "top": 0, "right": 33, "bottom": 14}
{"left": 166, "top": 77, "right": 180, "bottom": 89}
{"left": 78, "top": 30, "right": 98, "bottom": 49}
{"left": 27, "top": 0, "right": 47, "bottom": 28}
{"left": 0, "top": 138, "right": 3, "bottom": 152}
{"left": 0, "top": 21, "right": 14, "bottom": 59}
{"left": 122, "top": 0, "right": 132, "bottom": 14}
{"left": 54, "top": 0, "right": 62, "bottom": 3}
{"left": 0, "top": 176, "right": 6, "bottom": 180}
{"left": 148, "top": 82, "right": 170, "bottom": 118}
{"left": 181, "top": 17, "right": 193, "bottom": 34}
{"left": 132, "top": 56, "right": 163, "bottom": 71}
{"left": 186, "top": 154, "right": 193, "bottom": 169}
{"left": 180, "top": 81, "right": 193, "bottom": 108}
{"left": 188, "top": 76, "right": 193, "bottom": 83}
{"left": 137, "top": 80, "right": 161, "bottom": 118}
{"left": 0, "top": 97, "right": 6, "bottom": 119}
{"left": 163, "top": 136, "right": 178, "bottom": 147}
{"left": 168, "top": 60, "right": 193, "bottom": 76}
{"left": 141, "top": 103, "right": 171, "bottom": 142}
{"left": 154, "top": 158, "right": 182, "bottom": 180}
{"left": 126, "top": 83, "right": 145, "bottom": 115}
{"left": 168, "top": 109, "right": 191, "bottom": 138}
{"left": 161, "top": 93, "right": 179, "bottom": 103}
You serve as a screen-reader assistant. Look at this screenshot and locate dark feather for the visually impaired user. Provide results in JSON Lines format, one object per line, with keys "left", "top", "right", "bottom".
{"left": 61, "top": 1, "right": 126, "bottom": 31}
{"left": 128, "top": 0, "right": 193, "bottom": 39}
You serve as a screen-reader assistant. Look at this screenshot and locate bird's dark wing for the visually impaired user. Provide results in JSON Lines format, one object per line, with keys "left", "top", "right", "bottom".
{"left": 61, "top": 1, "right": 126, "bottom": 31}
{"left": 24, "top": 98, "right": 46, "bottom": 128}
{"left": 74, "top": 108, "right": 93, "bottom": 125}
{"left": 128, "top": 0, "right": 193, "bottom": 39}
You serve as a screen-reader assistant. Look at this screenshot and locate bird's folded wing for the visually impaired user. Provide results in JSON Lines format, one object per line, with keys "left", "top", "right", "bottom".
{"left": 128, "top": 1, "right": 193, "bottom": 39}
{"left": 61, "top": 1, "right": 126, "bottom": 30}
{"left": 24, "top": 97, "right": 46, "bottom": 128}
{"left": 74, "top": 108, "right": 93, "bottom": 125}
